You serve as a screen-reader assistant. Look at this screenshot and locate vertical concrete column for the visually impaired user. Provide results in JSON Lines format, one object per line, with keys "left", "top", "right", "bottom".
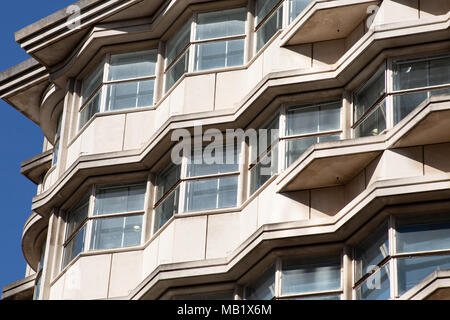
{"left": 245, "top": 0, "right": 256, "bottom": 63}
{"left": 342, "top": 91, "right": 352, "bottom": 140}
{"left": 154, "top": 41, "right": 166, "bottom": 103}
{"left": 40, "top": 209, "right": 61, "bottom": 300}
{"left": 143, "top": 172, "right": 157, "bottom": 243}
{"left": 58, "top": 79, "right": 76, "bottom": 177}
{"left": 238, "top": 139, "right": 249, "bottom": 205}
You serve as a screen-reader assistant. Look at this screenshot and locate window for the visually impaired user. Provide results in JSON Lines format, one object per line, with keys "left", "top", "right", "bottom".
{"left": 281, "top": 256, "right": 342, "bottom": 299}
{"left": 62, "top": 183, "right": 146, "bottom": 268}
{"left": 393, "top": 53, "right": 450, "bottom": 124}
{"left": 154, "top": 145, "right": 240, "bottom": 233}
{"left": 52, "top": 114, "right": 62, "bottom": 166}
{"left": 284, "top": 101, "right": 342, "bottom": 167}
{"left": 353, "top": 64, "right": 387, "bottom": 138}
{"left": 249, "top": 115, "right": 280, "bottom": 195}
{"left": 79, "top": 50, "right": 157, "bottom": 130}
{"left": 245, "top": 264, "right": 276, "bottom": 300}
{"left": 34, "top": 240, "right": 47, "bottom": 300}
{"left": 354, "top": 214, "right": 450, "bottom": 299}
{"left": 255, "top": 0, "right": 283, "bottom": 52}
{"left": 288, "top": 0, "right": 311, "bottom": 23}
{"left": 164, "top": 8, "right": 247, "bottom": 92}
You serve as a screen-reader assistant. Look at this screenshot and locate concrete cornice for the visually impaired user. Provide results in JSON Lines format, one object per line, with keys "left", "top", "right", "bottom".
{"left": 1, "top": 274, "right": 36, "bottom": 300}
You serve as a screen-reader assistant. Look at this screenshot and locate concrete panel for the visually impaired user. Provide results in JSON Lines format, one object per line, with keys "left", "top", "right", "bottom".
{"left": 49, "top": 273, "right": 65, "bottom": 300}
{"left": 172, "top": 216, "right": 207, "bottom": 263}
{"left": 215, "top": 69, "right": 248, "bottom": 110}
{"left": 66, "top": 136, "right": 81, "bottom": 170}
{"left": 63, "top": 254, "right": 111, "bottom": 300}
{"left": 240, "top": 198, "right": 258, "bottom": 243}
{"left": 142, "top": 237, "right": 159, "bottom": 279}
{"left": 80, "top": 115, "right": 125, "bottom": 155}
{"left": 313, "top": 39, "right": 346, "bottom": 68}
{"left": 424, "top": 143, "right": 450, "bottom": 176}
{"left": 278, "top": 44, "right": 312, "bottom": 71}
{"left": 123, "top": 110, "right": 156, "bottom": 150}
{"left": 184, "top": 74, "right": 216, "bottom": 114}
{"left": 345, "top": 170, "right": 366, "bottom": 203}
{"left": 247, "top": 54, "right": 264, "bottom": 93}
{"left": 258, "top": 183, "right": 309, "bottom": 227}
{"left": 169, "top": 80, "right": 185, "bottom": 116}
{"left": 365, "top": 154, "right": 384, "bottom": 187}
{"left": 157, "top": 222, "right": 174, "bottom": 265}
{"left": 154, "top": 98, "right": 170, "bottom": 133}
{"left": 311, "top": 186, "right": 346, "bottom": 219}
{"left": 205, "top": 212, "right": 240, "bottom": 260}
{"left": 109, "top": 251, "right": 143, "bottom": 298}
{"left": 377, "top": 0, "right": 419, "bottom": 24}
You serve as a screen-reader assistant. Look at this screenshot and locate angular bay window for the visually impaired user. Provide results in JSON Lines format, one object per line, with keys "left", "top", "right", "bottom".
{"left": 245, "top": 264, "right": 276, "bottom": 300}
{"left": 78, "top": 50, "right": 157, "bottom": 130}
{"left": 353, "top": 64, "right": 387, "bottom": 138}
{"left": 353, "top": 213, "right": 450, "bottom": 299}
{"left": 164, "top": 8, "right": 247, "bottom": 92}
{"left": 153, "top": 145, "right": 240, "bottom": 233}
{"left": 284, "top": 101, "right": 342, "bottom": 167}
{"left": 62, "top": 183, "right": 146, "bottom": 269}
{"left": 393, "top": 53, "right": 450, "bottom": 124}
{"left": 255, "top": 0, "right": 283, "bottom": 52}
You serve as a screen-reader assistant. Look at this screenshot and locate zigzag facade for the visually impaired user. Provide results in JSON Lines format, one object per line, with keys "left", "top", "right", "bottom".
{"left": 2, "top": 0, "right": 450, "bottom": 300}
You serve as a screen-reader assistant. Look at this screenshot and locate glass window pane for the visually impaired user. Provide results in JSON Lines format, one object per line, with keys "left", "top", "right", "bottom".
{"left": 156, "top": 164, "right": 181, "bottom": 202}
{"left": 82, "top": 62, "right": 104, "bottom": 102}
{"left": 393, "top": 58, "right": 428, "bottom": 91}
{"left": 187, "top": 146, "right": 239, "bottom": 177}
{"left": 354, "top": 66, "right": 385, "bottom": 121}
{"left": 167, "top": 20, "right": 191, "bottom": 66}
{"left": 397, "top": 217, "right": 450, "bottom": 253}
{"left": 94, "top": 183, "right": 146, "bottom": 216}
{"left": 354, "top": 100, "right": 386, "bottom": 138}
{"left": 398, "top": 255, "right": 450, "bottom": 295}
{"left": 106, "top": 79, "right": 154, "bottom": 111}
{"left": 319, "top": 134, "right": 341, "bottom": 143}
{"left": 154, "top": 187, "right": 179, "bottom": 233}
{"left": 256, "top": 6, "right": 283, "bottom": 52}
{"left": 429, "top": 55, "right": 450, "bottom": 86}
{"left": 63, "top": 226, "right": 86, "bottom": 268}
{"left": 285, "top": 136, "right": 316, "bottom": 167}
{"left": 250, "top": 145, "right": 279, "bottom": 195}
{"left": 289, "top": 0, "right": 310, "bottom": 23}
{"left": 195, "top": 39, "right": 244, "bottom": 71}
{"left": 393, "top": 91, "right": 428, "bottom": 124}
{"left": 256, "top": 0, "right": 281, "bottom": 25}
{"left": 79, "top": 90, "right": 101, "bottom": 129}
{"left": 66, "top": 194, "right": 90, "bottom": 239}
{"left": 196, "top": 8, "right": 246, "bottom": 40}
{"left": 319, "top": 102, "right": 341, "bottom": 131}
{"left": 245, "top": 265, "right": 276, "bottom": 300}
{"left": 287, "top": 105, "right": 319, "bottom": 135}
{"left": 355, "top": 264, "right": 390, "bottom": 300}
{"left": 165, "top": 51, "right": 189, "bottom": 92}
{"left": 109, "top": 50, "right": 157, "bottom": 81}
{"left": 355, "top": 221, "right": 389, "bottom": 282}
{"left": 90, "top": 215, "right": 142, "bottom": 250}
{"left": 185, "top": 176, "right": 238, "bottom": 212}
{"left": 251, "top": 115, "right": 280, "bottom": 162}
{"left": 281, "top": 257, "right": 341, "bottom": 296}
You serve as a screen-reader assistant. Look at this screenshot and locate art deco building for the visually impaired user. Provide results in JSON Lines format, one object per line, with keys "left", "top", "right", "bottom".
{"left": 2, "top": 0, "right": 450, "bottom": 300}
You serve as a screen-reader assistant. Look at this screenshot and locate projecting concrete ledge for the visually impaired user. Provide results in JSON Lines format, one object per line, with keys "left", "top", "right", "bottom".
{"left": 21, "top": 150, "right": 53, "bottom": 184}
{"left": 400, "top": 270, "right": 450, "bottom": 300}
{"left": 1, "top": 274, "right": 36, "bottom": 300}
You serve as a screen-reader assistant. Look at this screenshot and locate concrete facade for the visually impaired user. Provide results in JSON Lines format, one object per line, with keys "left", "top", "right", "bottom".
{"left": 1, "top": 0, "right": 450, "bottom": 300}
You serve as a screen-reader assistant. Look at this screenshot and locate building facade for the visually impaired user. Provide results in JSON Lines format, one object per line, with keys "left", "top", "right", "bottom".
{"left": 1, "top": 0, "right": 450, "bottom": 300}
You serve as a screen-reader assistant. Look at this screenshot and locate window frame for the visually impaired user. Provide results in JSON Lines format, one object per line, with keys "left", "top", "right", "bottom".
{"left": 78, "top": 49, "right": 158, "bottom": 131}
{"left": 153, "top": 142, "right": 242, "bottom": 234}
{"left": 164, "top": 6, "right": 249, "bottom": 93}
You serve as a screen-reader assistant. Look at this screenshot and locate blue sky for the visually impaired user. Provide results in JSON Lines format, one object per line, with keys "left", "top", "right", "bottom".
{"left": 0, "top": 0, "right": 77, "bottom": 296}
